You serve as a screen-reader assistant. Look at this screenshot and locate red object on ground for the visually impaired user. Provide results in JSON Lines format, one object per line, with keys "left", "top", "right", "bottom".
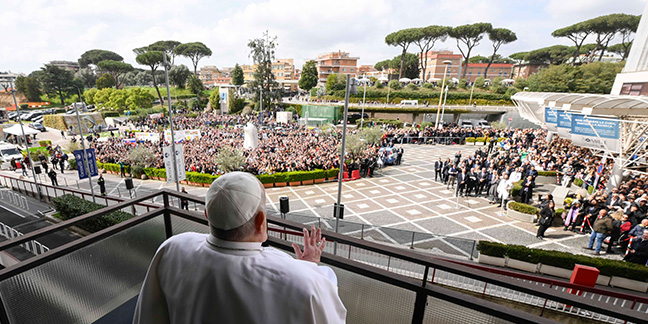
{"left": 15, "top": 162, "right": 21, "bottom": 169}
{"left": 351, "top": 170, "right": 360, "bottom": 180}
{"left": 568, "top": 264, "right": 599, "bottom": 296}
{"left": 343, "top": 172, "right": 348, "bottom": 180}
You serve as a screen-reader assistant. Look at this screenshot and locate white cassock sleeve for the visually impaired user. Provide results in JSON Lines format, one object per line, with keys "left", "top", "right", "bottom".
{"left": 132, "top": 244, "right": 171, "bottom": 324}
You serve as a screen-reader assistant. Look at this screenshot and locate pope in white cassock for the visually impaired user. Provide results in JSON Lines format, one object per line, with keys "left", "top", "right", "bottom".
{"left": 133, "top": 172, "right": 346, "bottom": 324}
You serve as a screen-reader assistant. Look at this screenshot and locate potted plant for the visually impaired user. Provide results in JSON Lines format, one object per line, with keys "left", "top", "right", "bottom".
{"left": 506, "top": 201, "right": 537, "bottom": 222}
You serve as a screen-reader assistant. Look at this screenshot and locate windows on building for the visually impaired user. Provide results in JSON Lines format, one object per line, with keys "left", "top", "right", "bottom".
{"left": 620, "top": 83, "right": 648, "bottom": 96}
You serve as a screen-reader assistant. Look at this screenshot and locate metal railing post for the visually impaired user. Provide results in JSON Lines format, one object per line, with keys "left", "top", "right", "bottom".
{"left": 470, "top": 240, "right": 476, "bottom": 260}
{"left": 410, "top": 232, "right": 415, "bottom": 249}
{"left": 411, "top": 291, "right": 427, "bottom": 324}
{"left": 162, "top": 192, "right": 173, "bottom": 238}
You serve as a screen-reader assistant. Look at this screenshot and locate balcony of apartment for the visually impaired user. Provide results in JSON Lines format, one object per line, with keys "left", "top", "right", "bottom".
{"left": 0, "top": 180, "right": 647, "bottom": 324}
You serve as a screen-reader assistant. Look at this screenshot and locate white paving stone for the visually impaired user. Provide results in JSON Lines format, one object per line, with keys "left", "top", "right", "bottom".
{"left": 370, "top": 190, "right": 381, "bottom": 194}
{"left": 386, "top": 198, "right": 399, "bottom": 204}
{"left": 305, "top": 190, "right": 315, "bottom": 195}
{"left": 395, "top": 186, "right": 406, "bottom": 190}
{"left": 407, "top": 209, "right": 422, "bottom": 215}
{"left": 467, "top": 200, "right": 479, "bottom": 204}
{"left": 315, "top": 199, "right": 326, "bottom": 204}
{"left": 356, "top": 183, "right": 366, "bottom": 187}
{"left": 357, "top": 203, "right": 370, "bottom": 209}
{"left": 343, "top": 194, "right": 354, "bottom": 199}
{"left": 438, "top": 204, "right": 451, "bottom": 210}
{"left": 379, "top": 179, "right": 389, "bottom": 183}
{"left": 414, "top": 194, "right": 426, "bottom": 199}
{"left": 419, "top": 182, "right": 431, "bottom": 186}
{"left": 465, "top": 216, "right": 482, "bottom": 223}
{"left": 440, "top": 190, "right": 452, "bottom": 194}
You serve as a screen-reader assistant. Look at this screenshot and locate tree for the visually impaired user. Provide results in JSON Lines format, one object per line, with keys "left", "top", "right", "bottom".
{"left": 449, "top": 23, "right": 493, "bottom": 79}
{"left": 484, "top": 28, "right": 517, "bottom": 77}
{"left": 126, "top": 88, "right": 155, "bottom": 109}
{"left": 169, "top": 64, "right": 191, "bottom": 88}
{"left": 135, "top": 71, "right": 152, "bottom": 86}
{"left": 362, "top": 127, "right": 383, "bottom": 145}
{"left": 135, "top": 48, "right": 167, "bottom": 104}
{"left": 509, "top": 52, "right": 528, "bottom": 64}
{"left": 608, "top": 43, "right": 631, "bottom": 60}
{"left": 121, "top": 71, "right": 138, "bottom": 86}
{"left": 231, "top": 64, "right": 244, "bottom": 86}
{"left": 149, "top": 40, "right": 181, "bottom": 65}
{"left": 96, "top": 73, "right": 116, "bottom": 89}
{"left": 326, "top": 74, "right": 345, "bottom": 92}
{"left": 411, "top": 25, "right": 450, "bottom": 81}
{"left": 468, "top": 55, "right": 491, "bottom": 63}
{"left": 616, "top": 15, "right": 640, "bottom": 60}
{"left": 214, "top": 146, "right": 246, "bottom": 173}
{"left": 84, "top": 88, "right": 98, "bottom": 105}
{"left": 129, "top": 147, "right": 157, "bottom": 177}
{"left": 247, "top": 31, "right": 280, "bottom": 112}
{"left": 75, "top": 68, "right": 97, "bottom": 88}
{"left": 552, "top": 21, "right": 593, "bottom": 65}
{"left": 107, "top": 89, "right": 128, "bottom": 111}
{"left": 175, "top": 42, "right": 212, "bottom": 75}
{"left": 374, "top": 60, "right": 391, "bottom": 71}
{"left": 385, "top": 28, "right": 419, "bottom": 79}
{"left": 525, "top": 45, "right": 572, "bottom": 65}
{"left": 186, "top": 75, "right": 204, "bottom": 95}
{"left": 39, "top": 64, "right": 77, "bottom": 105}
{"left": 78, "top": 49, "right": 123, "bottom": 68}
{"left": 389, "top": 53, "right": 419, "bottom": 79}
{"left": 209, "top": 87, "right": 221, "bottom": 111}
{"left": 93, "top": 88, "right": 116, "bottom": 107}
{"left": 527, "top": 62, "right": 623, "bottom": 94}
{"left": 14, "top": 76, "right": 42, "bottom": 101}
{"left": 298, "top": 60, "right": 318, "bottom": 91}
{"left": 97, "top": 60, "right": 133, "bottom": 88}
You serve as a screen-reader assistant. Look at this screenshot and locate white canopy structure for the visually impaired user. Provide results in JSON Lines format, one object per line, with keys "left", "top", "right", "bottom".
{"left": 411, "top": 78, "right": 422, "bottom": 83}
{"left": 356, "top": 77, "right": 370, "bottom": 84}
{"left": 502, "top": 79, "right": 515, "bottom": 84}
{"left": 399, "top": 78, "right": 411, "bottom": 83}
{"left": 2, "top": 124, "right": 39, "bottom": 136}
{"left": 427, "top": 77, "right": 441, "bottom": 82}
{"left": 377, "top": 76, "right": 389, "bottom": 81}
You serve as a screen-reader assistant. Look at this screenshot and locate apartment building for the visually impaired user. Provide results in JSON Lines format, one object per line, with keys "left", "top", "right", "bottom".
{"left": 241, "top": 59, "right": 297, "bottom": 83}
{"left": 199, "top": 65, "right": 220, "bottom": 88}
{"left": 465, "top": 63, "right": 514, "bottom": 82}
{"left": 315, "top": 51, "right": 359, "bottom": 83}
{"left": 48, "top": 60, "right": 80, "bottom": 72}
{"left": 511, "top": 63, "right": 546, "bottom": 79}
{"left": 418, "top": 51, "right": 462, "bottom": 81}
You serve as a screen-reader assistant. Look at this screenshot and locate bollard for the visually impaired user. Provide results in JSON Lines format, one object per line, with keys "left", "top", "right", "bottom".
{"left": 117, "top": 187, "right": 121, "bottom": 197}
{"left": 76, "top": 181, "right": 79, "bottom": 189}
{"left": 410, "top": 232, "right": 416, "bottom": 249}
{"left": 64, "top": 178, "right": 68, "bottom": 187}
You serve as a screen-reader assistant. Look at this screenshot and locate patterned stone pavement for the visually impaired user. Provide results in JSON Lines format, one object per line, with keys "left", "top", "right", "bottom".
{"left": 265, "top": 144, "right": 612, "bottom": 259}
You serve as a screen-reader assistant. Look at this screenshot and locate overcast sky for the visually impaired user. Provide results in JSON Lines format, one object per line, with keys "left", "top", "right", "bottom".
{"left": 1, "top": 0, "right": 646, "bottom": 74}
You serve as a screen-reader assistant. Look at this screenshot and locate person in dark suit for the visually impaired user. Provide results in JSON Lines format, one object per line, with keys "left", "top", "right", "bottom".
{"left": 477, "top": 168, "right": 489, "bottom": 196}
{"left": 434, "top": 158, "right": 443, "bottom": 182}
{"left": 447, "top": 165, "right": 458, "bottom": 189}
{"left": 456, "top": 168, "right": 467, "bottom": 197}
{"left": 521, "top": 175, "right": 535, "bottom": 204}
{"left": 442, "top": 159, "right": 451, "bottom": 184}
{"left": 454, "top": 151, "right": 462, "bottom": 165}
{"left": 624, "top": 229, "right": 648, "bottom": 265}
{"left": 537, "top": 201, "right": 555, "bottom": 239}
{"left": 466, "top": 168, "right": 478, "bottom": 196}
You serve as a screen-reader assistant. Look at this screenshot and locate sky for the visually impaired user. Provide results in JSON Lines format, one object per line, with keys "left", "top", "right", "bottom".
{"left": 0, "top": 0, "right": 646, "bottom": 74}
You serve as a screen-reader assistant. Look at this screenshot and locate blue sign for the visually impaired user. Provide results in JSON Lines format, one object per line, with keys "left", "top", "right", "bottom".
{"left": 556, "top": 110, "right": 572, "bottom": 139}
{"left": 544, "top": 107, "right": 558, "bottom": 132}
{"left": 571, "top": 113, "right": 620, "bottom": 151}
{"left": 74, "top": 148, "right": 98, "bottom": 179}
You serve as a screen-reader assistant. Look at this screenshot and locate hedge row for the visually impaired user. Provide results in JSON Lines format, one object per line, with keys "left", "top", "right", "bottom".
{"left": 537, "top": 171, "right": 557, "bottom": 176}
{"left": 477, "top": 241, "right": 648, "bottom": 281}
{"left": 508, "top": 201, "right": 538, "bottom": 215}
{"left": 99, "top": 162, "right": 339, "bottom": 185}
{"left": 347, "top": 106, "right": 470, "bottom": 114}
{"left": 330, "top": 89, "right": 511, "bottom": 101}
{"left": 465, "top": 137, "right": 507, "bottom": 143}
{"left": 356, "top": 118, "right": 404, "bottom": 128}
{"left": 42, "top": 114, "right": 67, "bottom": 131}
{"left": 52, "top": 194, "right": 134, "bottom": 233}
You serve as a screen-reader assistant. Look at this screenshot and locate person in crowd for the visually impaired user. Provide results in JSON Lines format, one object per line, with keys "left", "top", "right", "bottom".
{"left": 10, "top": 157, "right": 16, "bottom": 171}
{"left": 447, "top": 164, "right": 457, "bottom": 189}
{"left": 584, "top": 209, "right": 613, "bottom": 255}
{"left": 623, "top": 229, "right": 648, "bottom": 265}
{"left": 48, "top": 169, "right": 58, "bottom": 186}
{"left": 563, "top": 200, "right": 581, "bottom": 231}
{"left": 487, "top": 174, "right": 500, "bottom": 204}
{"left": 98, "top": 174, "right": 107, "bottom": 196}
{"left": 133, "top": 172, "right": 346, "bottom": 323}
{"left": 520, "top": 175, "right": 535, "bottom": 204}
{"left": 536, "top": 201, "right": 555, "bottom": 239}
{"left": 456, "top": 167, "right": 467, "bottom": 197}
{"left": 434, "top": 158, "right": 443, "bottom": 182}
{"left": 21, "top": 161, "right": 28, "bottom": 177}
{"left": 181, "top": 187, "right": 189, "bottom": 210}
{"left": 497, "top": 174, "right": 512, "bottom": 208}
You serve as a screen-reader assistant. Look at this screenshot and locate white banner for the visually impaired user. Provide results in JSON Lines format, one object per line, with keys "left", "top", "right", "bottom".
{"left": 184, "top": 129, "right": 202, "bottom": 141}
{"left": 135, "top": 132, "right": 160, "bottom": 142}
{"left": 164, "top": 129, "right": 185, "bottom": 143}
{"left": 163, "top": 144, "right": 186, "bottom": 182}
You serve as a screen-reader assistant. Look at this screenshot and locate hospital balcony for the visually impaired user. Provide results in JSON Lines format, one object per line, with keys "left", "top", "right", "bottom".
{"left": 0, "top": 189, "right": 646, "bottom": 324}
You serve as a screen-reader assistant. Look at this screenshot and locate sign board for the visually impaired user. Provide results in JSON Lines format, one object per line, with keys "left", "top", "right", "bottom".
{"left": 276, "top": 111, "right": 293, "bottom": 124}
{"left": 571, "top": 114, "right": 620, "bottom": 152}
{"left": 556, "top": 110, "right": 572, "bottom": 139}
{"left": 163, "top": 144, "right": 186, "bottom": 182}
{"left": 135, "top": 132, "right": 160, "bottom": 142}
{"left": 74, "top": 148, "right": 98, "bottom": 180}
{"left": 184, "top": 129, "right": 202, "bottom": 141}
{"left": 164, "top": 129, "right": 185, "bottom": 143}
{"left": 148, "top": 113, "right": 164, "bottom": 119}
{"left": 544, "top": 107, "right": 558, "bottom": 132}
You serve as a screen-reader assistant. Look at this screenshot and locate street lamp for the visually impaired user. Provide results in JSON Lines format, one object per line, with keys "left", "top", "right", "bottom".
{"left": 440, "top": 85, "right": 449, "bottom": 126}
{"left": 7, "top": 82, "right": 42, "bottom": 199}
{"left": 434, "top": 60, "right": 452, "bottom": 129}
{"left": 360, "top": 74, "right": 367, "bottom": 129}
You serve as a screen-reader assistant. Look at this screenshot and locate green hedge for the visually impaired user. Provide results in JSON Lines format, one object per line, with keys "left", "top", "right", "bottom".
{"left": 510, "top": 180, "right": 523, "bottom": 197}
{"left": 538, "top": 171, "right": 557, "bottom": 176}
{"left": 357, "top": 118, "right": 404, "bottom": 128}
{"left": 98, "top": 162, "right": 131, "bottom": 174}
{"left": 508, "top": 201, "right": 537, "bottom": 215}
{"left": 38, "top": 140, "right": 52, "bottom": 147}
{"left": 477, "top": 241, "right": 648, "bottom": 281}
{"left": 186, "top": 171, "right": 219, "bottom": 184}
{"left": 52, "top": 194, "right": 134, "bottom": 233}
{"left": 573, "top": 178, "right": 584, "bottom": 187}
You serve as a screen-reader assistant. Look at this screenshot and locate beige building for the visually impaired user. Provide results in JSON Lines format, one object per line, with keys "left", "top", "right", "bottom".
{"left": 418, "top": 51, "right": 462, "bottom": 81}
{"left": 241, "top": 59, "right": 297, "bottom": 82}
{"left": 315, "top": 51, "right": 359, "bottom": 83}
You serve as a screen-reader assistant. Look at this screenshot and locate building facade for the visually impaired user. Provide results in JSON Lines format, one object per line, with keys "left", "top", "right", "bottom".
{"left": 315, "top": 51, "right": 359, "bottom": 83}
{"left": 199, "top": 65, "right": 220, "bottom": 88}
{"left": 611, "top": 2, "right": 648, "bottom": 95}
{"left": 511, "top": 63, "right": 546, "bottom": 80}
{"left": 241, "top": 59, "right": 297, "bottom": 83}
{"left": 418, "top": 51, "right": 462, "bottom": 81}
{"left": 48, "top": 61, "right": 80, "bottom": 72}
{"left": 464, "top": 63, "right": 514, "bottom": 82}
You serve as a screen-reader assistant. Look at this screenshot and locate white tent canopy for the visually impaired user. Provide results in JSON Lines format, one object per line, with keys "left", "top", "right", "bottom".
{"left": 356, "top": 77, "right": 370, "bottom": 83}
{"left": 377, "top": 76, "right": 389, "bottom": 81}
{"left": 3, "top": 124, "right": 39, "bottom": 136}
{"left": 399, "top": 78, "right": 411, "bottom": 83}
{"left": 411, "top": 78, "right": 422, "bottom": 82}
{"left": 427, "top": 77, "right": 441, "bottom": 82}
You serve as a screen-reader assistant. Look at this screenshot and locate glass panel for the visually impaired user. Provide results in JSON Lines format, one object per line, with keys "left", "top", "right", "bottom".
{"left": 423, "top": 295, "right": 514, "bottom": 324}
{"left": 170, "top": 214, "right": 209, "bottom": 236}
{"left": 0, "top": 216, "right": 166, "bottom": 324}
{"left": 327, "top": 264, "right": 416, "bottom": 324}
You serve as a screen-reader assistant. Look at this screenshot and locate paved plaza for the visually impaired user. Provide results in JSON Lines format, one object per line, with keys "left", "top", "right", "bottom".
{"left": 0, "top": 139, "right": 614, "bottom": 260}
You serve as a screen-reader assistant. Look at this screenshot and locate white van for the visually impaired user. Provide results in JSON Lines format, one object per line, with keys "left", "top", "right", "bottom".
{"left": 0, "top": 143, "right": 23, "bottom": 165}
{"left": 472, "top": 120, "right": 491, "bottom": 129}
{"left": 459, "top": 120, "right": 473, "bottom": 128}
{"left": 400, "top": 100, "right": 418, "bottom": 106}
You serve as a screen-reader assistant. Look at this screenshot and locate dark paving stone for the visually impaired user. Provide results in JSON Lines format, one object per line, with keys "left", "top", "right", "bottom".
{"left": 414, "top": 217, "right": 471, "bottom": 235}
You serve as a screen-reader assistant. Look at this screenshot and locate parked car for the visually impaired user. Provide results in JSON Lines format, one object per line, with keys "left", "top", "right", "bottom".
{"left": 33, "top": 116, "right": 44, "bottom": 124}
{"left": 29, "top": 122, "right": 46, "bottom": 132}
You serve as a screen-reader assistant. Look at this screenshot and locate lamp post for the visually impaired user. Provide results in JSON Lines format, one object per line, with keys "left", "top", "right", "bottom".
{"left": 8, "top": 83, "right": 42, "bottom": 199}
{"left": 334, "top": 74, "right": 356, "bottom": 254}
{"left": 386, "top": 73, "right": 391, "bottom": 107}
{"left": 163, "top": 54, "right": 180, "bottom": 193}
{"left": 434, "top": 60, "right": 452, "bottom": 129}
{"left": 440, "top": 85, "right": 449, "bottom": 126}
{"left": 74, "top": 86, "right": 96, "bottom": 203}
{"left": 360, "top": 74, "right": 367, "bottom": 129}
{"left": 468, "top": 79, "right": 476, "bottom": 106}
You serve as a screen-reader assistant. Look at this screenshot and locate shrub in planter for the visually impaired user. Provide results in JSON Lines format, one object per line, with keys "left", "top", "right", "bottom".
{"left": 186, "top": 172, "right": 218, "bottom": 184}
{"left": 273, "top": 173, "right": 287, "bottom": 183}
{"left": 537, "top": 171, "right": 557, "bottom": 177}
{"left": 573, "top": 178, "right": 584, "bottom": 187}
{"left": 38, "top": 140, "right": 52, "bottom": 147}
{"left": 256, "top": 174, "right": 275, "bottom": 184}
{"left": 52, "top": 194, "right": 134, "bottom": 233}
{"left": 476, "top": 241, "right": 507, "bottom": 258}
{"left": 465, "top": 137, "right": 476, "bottom": 143}
{"left": 508, "top": 201, "right": 537, "bottom": 215}
{"left": 311, "top": 169, "right": 326, "bottom": 180}
{"left": 326, "top": 168, "right": 340, "bottom": 179}
{"left": 68, "top": 158, "right": 77, "bottom": 170}
{"left": 510, "top": 180, "right": 524, "bottom": 197}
